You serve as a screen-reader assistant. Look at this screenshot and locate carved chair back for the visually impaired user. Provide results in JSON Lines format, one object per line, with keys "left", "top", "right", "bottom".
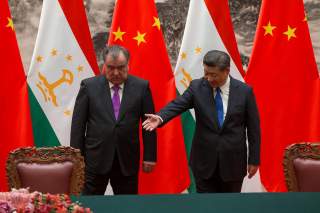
{"left": 6, "top": 146, "right": 84, "bottom": 195}
{"left": 283, "top": 143, "right": 320, "bottom": 192}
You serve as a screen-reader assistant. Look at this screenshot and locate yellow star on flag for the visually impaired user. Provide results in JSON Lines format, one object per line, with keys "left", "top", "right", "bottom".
{"left": 152, "top": 17, "right": 161, "bottom": 30}
{"left": 36, "top": 56, "right": 43, "bottom": 63}
{"left": 133, "top": 31, "right": 146, "bottom": 46}
{"left": 77, "top": 65, "right": 84, "bottom": 72}
{"left": 195, "top": 47, "right": 202, "bottom": 54}
{"left": 65, "top": 55, "right": 73, "bottom": 61}
{"left": 263, "top": 21, "right": 276, "bottom": 36}
{"left": 181, "top": 52, "right": 187, "bottom": 60}
{"left": 51, "top": 49, "right": 58, "bottom": 56}
{"left": 283, "top": 25, "right": 297, "bottom": 40}
{"left": 112, "top": 27, "right": 126, "bottom": 42}
{"left": 6, "top": 17, "right": 14, "bottom": 31}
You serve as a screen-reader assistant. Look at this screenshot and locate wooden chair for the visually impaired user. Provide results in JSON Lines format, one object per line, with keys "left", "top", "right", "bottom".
{"left": 6, "top": 146, "right": 85, "bottom": 195}
{"left": 283, "top": 143, "right": 320, "bottom": 192}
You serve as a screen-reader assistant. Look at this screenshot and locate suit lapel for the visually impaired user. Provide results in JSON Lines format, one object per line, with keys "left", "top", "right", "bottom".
{"left": 101, "top": 76, "right": 116, "bottom": 122}
{"left": 221, "top": 77, "right": 239, "bottom": 130}
{"left": 202, "top": 79, "right": 220, "bottom": 131}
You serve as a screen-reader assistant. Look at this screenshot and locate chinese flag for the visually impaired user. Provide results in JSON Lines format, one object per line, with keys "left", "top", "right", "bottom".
{"left": 108, "top": 0, "right": 190, "bottom": 193}
{"left": 246, "top": 0, "right": 320, "bottom": 192}
{"left": 0, "top": 0, "right": 34, "bottom": 191}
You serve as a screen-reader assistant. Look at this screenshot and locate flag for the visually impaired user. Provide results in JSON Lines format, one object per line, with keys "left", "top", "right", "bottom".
{"left": 27, "top": 0, "right": 99, "bottom": 147}
{"left": 245, "top": 0, "right": 320, "bottom": 192}
{"left": 0, "top": 0, "right": 34, "bottom": 191}
{"left": 174, "top": 0, "right": 245, "bottom": 192}
{"left": 108, "top": 0, "right": 190, "bottom": 194}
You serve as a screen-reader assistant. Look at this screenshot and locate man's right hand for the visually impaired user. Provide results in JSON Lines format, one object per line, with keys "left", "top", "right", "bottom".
{"left": 142, "top": 114, "right": 162, "bottom": 131}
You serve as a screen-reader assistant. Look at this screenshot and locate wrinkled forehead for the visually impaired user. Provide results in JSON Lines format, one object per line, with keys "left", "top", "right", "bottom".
{"left": 203, "top": 64, "right": 228, "bottom": 74}
{"left": 105, "top": 52, "right": 128, "bottom": 65}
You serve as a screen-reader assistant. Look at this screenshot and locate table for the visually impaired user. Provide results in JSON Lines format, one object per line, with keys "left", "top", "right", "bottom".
{"left": 73, "top": 192, "right": 320, "bottom": 213}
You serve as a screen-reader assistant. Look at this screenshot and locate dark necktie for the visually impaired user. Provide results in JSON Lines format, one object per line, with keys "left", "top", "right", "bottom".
{"left": 112, "top": 85, "right": 120, "bottom": 119}
{"left": 215, "top": 87, "right": 224, "bottom": 127}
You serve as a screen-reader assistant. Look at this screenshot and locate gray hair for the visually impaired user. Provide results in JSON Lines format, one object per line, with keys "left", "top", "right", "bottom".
{"left": 104, "top": 45, "right": 130, "bottom": 62}
{"left": 203, "top": 50, "right": 230, "bottom": 71}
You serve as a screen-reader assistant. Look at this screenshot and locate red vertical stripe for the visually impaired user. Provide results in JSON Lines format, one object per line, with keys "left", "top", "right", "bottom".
{"left": 204, "top": 0, "right": 245, "bottom": 76}
{"left": 58, "top": 0, "right": 100, "bottom": 75}
{"left": 0, "top": 0, "right": 34, "bottom": 191}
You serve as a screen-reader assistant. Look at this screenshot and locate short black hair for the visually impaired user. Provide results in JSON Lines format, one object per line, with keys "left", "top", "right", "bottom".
{"left": 203, "top": 50, "right": 230, "bottom": 71}
{"left": 104, "top": 45, "right": 130, "bottom": 62}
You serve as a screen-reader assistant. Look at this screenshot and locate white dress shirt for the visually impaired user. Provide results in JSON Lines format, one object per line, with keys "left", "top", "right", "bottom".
{"left": 214, "top": 75, "right": 230, "bottom": 120}
{"left": 108, "top": 82, "right": 124, "bottom": 102}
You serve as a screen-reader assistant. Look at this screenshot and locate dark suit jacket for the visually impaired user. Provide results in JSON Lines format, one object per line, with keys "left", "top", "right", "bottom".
{"left": 158, "top": 76, "right": 260, "bottom": 181}
{"left": 71, "top": 75, "right": 157, "bottom": 176}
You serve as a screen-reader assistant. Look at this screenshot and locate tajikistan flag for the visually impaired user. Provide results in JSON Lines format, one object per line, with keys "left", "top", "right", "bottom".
{"left": 27, "top": 0, "right": 99, "bottom": 147}
{"left": 175, "top": 0, "right": 263, "bottom": 192}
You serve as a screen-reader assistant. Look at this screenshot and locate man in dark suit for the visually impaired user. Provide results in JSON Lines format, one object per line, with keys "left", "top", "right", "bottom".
{"left": 143, "top": 50, "right": 260, "bottom": 193}
{"left": 71, "top": 45, "right": 157, "bottom": 195}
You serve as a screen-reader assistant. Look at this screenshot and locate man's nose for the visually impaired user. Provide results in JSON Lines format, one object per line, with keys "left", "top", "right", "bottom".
{"left": 113, "top": 69, "right": 120, "bottom": 75}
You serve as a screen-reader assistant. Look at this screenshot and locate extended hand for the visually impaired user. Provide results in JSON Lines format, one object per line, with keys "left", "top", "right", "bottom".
{"left": 247, "top": 165, "right": 259, "bottom": 179}
{"left": 142, "top": 161, "right": 156, "bottom": 173}
{"left": 142, "top": 114, "right": 162, "bottom": 131}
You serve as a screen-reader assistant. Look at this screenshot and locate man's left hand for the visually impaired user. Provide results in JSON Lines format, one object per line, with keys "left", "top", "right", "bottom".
{"left": 247, "top": 165, "right": 259, "bottom": 179}
{"left": 143, "top": 161, "right": 156, "bottom": 173}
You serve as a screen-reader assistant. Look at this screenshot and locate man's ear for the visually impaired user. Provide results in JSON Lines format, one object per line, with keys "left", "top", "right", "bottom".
{"left": 102, "top": 63, "right": 106, "bottom": 74}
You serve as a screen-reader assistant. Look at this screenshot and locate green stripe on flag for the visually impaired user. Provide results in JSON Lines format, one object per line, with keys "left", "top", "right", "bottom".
{"left": 177, "top": 88, "right": 196, "bottom": 192}
{"left": 28, "top": 86, "right": 60, "bottom": 147}
{"left": 181, "top": 110, "right": 195, "bottom": 157}
{"left": 181, "top": 110, "right": 196, "bottom": 193}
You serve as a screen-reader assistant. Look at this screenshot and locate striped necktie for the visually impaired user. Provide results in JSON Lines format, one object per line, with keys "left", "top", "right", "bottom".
{"left": 112, "top": 85, "right": 120, "bottom": 119}
{"left": 215, "top": 87, "right": 224, "bottom": 127}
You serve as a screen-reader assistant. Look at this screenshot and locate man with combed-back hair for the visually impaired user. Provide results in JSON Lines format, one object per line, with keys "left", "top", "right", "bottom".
{"left": 71, "top": 45, "right": 157, "bottom": 195}
{"left": 143, "top": 50, "right": 260, "bottom": 193}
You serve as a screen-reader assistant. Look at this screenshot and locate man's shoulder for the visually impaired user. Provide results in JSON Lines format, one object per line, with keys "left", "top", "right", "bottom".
{"left": 81, "top": 75, "right": 105, "bottom": 86}
{"left": 230, "top": 77, "right": 251, "bottom": 90}
{"left": 127, "top": 74, "right": 149, "bottom": 86}
{"left": 188, "top": 78, "right": 208, "bottom": 89}
{"left": 230, "top": 77, "right": 255, "bottom": 97}
{"left": 190, "top": 78, "right": 205, "bottom": 85}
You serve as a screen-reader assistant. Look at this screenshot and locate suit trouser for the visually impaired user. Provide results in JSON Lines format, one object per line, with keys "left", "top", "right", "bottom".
{"left": 82, "top": 153, "right": 138, "bottom": 195}
{"left": 195, "top": 159, "right": 243, "bottom": 193}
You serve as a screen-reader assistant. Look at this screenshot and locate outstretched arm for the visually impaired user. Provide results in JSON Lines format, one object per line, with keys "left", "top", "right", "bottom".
{"left": 143, "top": 81, "right": 195, "bottom": 132}
{"left": 142, "top": 114, "right": 162, "bottom": 131}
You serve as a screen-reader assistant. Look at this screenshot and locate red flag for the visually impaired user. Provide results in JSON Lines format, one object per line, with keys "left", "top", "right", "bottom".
{"left": 108, "top": 0, "right": 190, "bottom": 193}
{"left": 0, "top": 0, "right": 34, "bottom": 191}
{"left": 245, "top": 0, "right": 320, "bottom": 191}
